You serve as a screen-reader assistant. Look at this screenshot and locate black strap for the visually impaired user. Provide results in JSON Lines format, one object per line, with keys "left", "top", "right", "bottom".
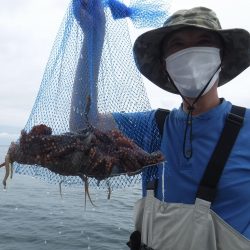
{"left": 196, "top": 105, "right": 246, "bottom": 202}
{"left": 155, "top": 108, "right": 170, "bottom": 136}
{"left": 145, "top": 109, "right": 169, "bottom": 196}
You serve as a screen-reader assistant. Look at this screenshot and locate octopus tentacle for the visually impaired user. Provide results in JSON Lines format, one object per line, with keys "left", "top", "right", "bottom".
{"left": 3, "top": 154, "right": 11, "bottom": 189}
{"left": 80, "top": 174, "right": 96, "bottom": 208}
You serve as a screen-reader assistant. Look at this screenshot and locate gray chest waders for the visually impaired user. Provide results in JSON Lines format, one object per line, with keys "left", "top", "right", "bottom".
{"left": 127, "top": 105, "right": 250, "bottom": 250}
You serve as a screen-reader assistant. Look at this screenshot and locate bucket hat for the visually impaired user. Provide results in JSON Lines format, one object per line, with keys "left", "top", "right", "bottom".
{"left": 133, "top": 7, "right": 250, "bottom": 94}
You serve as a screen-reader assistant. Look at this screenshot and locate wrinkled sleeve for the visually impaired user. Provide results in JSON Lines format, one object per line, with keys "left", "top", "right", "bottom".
{"left": 113, "top": 110, "right": 163, "bottom": 196}
{"left": 113, "top": 110, "right": 161, "bottom": 153}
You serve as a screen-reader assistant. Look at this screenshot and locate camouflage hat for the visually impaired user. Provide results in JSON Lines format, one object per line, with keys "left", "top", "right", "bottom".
{"left": 133, "top": 7, "right": 250, "bottom": 94}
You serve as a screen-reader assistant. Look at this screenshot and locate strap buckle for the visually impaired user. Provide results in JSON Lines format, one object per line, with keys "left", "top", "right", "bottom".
{"left": 146, "top": 180, "right": 157, "bottom": 190}
{"left": 227, "top": 112, "right": 244, "bottom": 127}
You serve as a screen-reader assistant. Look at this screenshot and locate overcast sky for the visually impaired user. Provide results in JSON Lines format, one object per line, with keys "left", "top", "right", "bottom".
{"left": 0, "top": 0, "right": 249, "bottom": 145}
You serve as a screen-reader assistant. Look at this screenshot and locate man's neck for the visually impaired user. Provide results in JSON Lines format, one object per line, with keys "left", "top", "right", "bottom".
{"left": 182, "top": 91, "right": 221, "bottom": 116}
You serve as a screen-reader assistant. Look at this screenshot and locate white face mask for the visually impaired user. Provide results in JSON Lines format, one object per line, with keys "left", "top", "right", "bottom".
{"left": 165, "top": 47, "right": 221, "bottom": 98}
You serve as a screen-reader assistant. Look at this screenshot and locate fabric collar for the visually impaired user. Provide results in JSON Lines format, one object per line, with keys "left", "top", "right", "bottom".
{"left": 175, "top": 98, "right": 231, "bottom": 121}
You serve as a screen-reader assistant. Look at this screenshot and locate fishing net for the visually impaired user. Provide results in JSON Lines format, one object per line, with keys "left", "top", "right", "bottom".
{"left": 6, "top": 0, "right": 170, "bottom": 190}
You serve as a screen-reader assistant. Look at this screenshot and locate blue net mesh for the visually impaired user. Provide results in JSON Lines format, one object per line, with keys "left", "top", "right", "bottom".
{"left": 11, "top": 0, "right": 170, "bottom": 190}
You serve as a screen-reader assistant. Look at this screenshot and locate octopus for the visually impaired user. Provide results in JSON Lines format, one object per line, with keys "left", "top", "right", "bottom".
{"left": 0, "top": 124, "right": 164, "bottom": 204}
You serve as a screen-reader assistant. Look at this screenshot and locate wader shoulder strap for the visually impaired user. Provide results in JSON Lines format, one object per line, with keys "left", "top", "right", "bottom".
{"left": 146, "top": 109, "right": 170, "bottom": 195}
{"left": 155, "top": 108, "right": 170, "bottom": 136}
{"left": 196, "top": 105, "right": 246, "bottom": 202}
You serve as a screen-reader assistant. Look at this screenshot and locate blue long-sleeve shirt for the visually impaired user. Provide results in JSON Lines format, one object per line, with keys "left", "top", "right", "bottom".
{"left": 114, "top": 99, "right": 250, "bottom": 239}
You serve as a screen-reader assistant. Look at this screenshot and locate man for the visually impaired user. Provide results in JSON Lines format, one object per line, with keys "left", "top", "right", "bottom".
{"left": 126, "top": 6, "right": 250, "bottom": 249}
{"left": 72, "top": 3, "right": 249, "bottom": 248}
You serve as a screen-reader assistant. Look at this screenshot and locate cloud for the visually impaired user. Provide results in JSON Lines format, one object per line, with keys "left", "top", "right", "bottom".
{"left": 0, "top": 0, "right": 69, "bottom": 130}
{"left": 0, "top": 132, "right": 19, "bottom": 146}
{"left": 0, "top": 132, "right": 9, "bottom": 137}
{"left": 0, "top": 132, "right": 19, "bottom": 138}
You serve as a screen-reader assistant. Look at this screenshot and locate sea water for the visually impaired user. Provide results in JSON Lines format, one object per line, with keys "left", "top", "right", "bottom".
{"left": 0, "top": 145, "right": 141, "bottom": 250}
